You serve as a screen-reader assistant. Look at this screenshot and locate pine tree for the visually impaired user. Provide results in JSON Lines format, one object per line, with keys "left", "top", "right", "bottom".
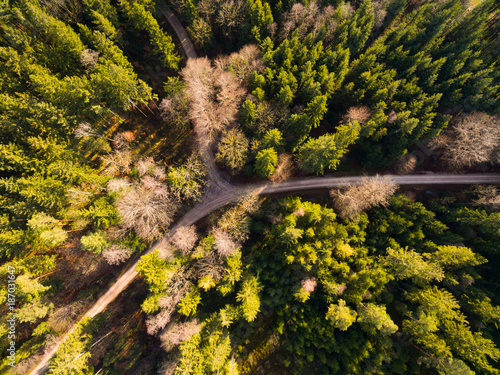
{"left": 255, "top": 147, "right": 278, "bottom": 178}
{"left": 298, "top": 122, "right": 360, "bottom": 174}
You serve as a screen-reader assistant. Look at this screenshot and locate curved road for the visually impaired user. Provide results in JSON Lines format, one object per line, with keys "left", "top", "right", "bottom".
{"left": 27, "top": 5, "right": 500, "bottom": 374}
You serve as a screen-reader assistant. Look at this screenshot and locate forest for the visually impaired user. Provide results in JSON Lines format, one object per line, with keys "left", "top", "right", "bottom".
{"left": 0, "top": 0, "right": 499, "bottom": 374}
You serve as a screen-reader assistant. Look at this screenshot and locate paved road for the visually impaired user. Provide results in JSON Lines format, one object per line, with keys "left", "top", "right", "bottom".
{"left": 26, "top": 4, "right": 500, "bottom": 374}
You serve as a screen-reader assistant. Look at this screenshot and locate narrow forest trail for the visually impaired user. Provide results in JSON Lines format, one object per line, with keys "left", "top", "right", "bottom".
{"left": 27, "top": 5, "right": 500, "bottom": 375}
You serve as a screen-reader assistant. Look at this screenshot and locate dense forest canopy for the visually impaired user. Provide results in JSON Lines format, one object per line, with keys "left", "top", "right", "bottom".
{"left": 0, "top": 0, "right": 499, "bottom": 374}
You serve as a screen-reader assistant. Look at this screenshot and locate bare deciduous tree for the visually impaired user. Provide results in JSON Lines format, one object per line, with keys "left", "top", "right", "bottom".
{"left": 301, "top": 277, "right": 317, "bottom": 293}
{"left": 473, "top": 185, "right": 500, "bottom": 210}
{"left": 213, "top": 228, "right": 239, "bottom": 258}
{"left": 270, "top": 153, "right": 294, "bottom": 183}
{"left": 280, "top": 1, "right": 337, "bottom": 43}
{"left": 159, "top": 319, "right": 202, "bottom": 352}
{"left": 10, "top": 353, "right": 42, "bottom": 375}
{"left": 80, "top": 48, "right": 99, "bottom": 69}
{"left": 137, "top": 156, "right": 164, "bottom": 177}
{"left": 101, "top": 150, "right": 132, "bottom": 176}
{"left": 159, "top": 353, "right": 181, "bottom": 375}
{"left": 102, "top": 245, "right": 132, "bottom": 265}
{"left": 107, "top": 178, "right": 131, "bottom": 193}
{"left": 74, "top": 122, "right": 98, "bottom": 139}
{"left": 225, "top": 44, "right": 264, "bottom": 83}
{"left": 330, "top": 175, "right": 398, "bottom": 220}
{"left": 106, "top": 225, "right": 128, "bottom": 241}
{"left": 171, "top": 226, "right": 198, "bottom": 256}
{"left": 216, "top": 194, "right": 260, "bottom": 243}
{"left": 343, "top": 106, "right": 372, "bottom": 124}
{"left": 112, "top": 131, "right": 135, "bottom": 149}
{"left": 46, "top": 301, "right": 86, "bottom": 334}
{"left": 396, "top": 153, "right": 418, "bottom": 175}
{"left": 182, "top": 58, "right": 245, "bottom": 142}
{"left": 147, "top": 268, "right": 193, "bottom": 335}
{"left": 432, "top": 112, "right": 500, "bottom": 169}
{"left": 116, "top": 181, "right": 179, "bottom": 243}
{"left": 195, "top": 251, "right": 224, "bottom": 283}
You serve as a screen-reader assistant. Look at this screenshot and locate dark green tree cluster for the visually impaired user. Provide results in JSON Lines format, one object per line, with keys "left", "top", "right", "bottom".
{"left": 177, "top": 0, "right": 499, "bottom": 174}
{"left": 118, "top": 0, "right": 181, "bottom": 70}
{"left": 135, "top": 191, "right": 500, "bottom": 374}
{"left": 237, "top": 195, "right": 499, "bottom": 374}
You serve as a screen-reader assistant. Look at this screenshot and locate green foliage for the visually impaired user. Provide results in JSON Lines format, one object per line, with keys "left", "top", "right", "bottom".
{"left": 48, "top": 317, "right": 94, "bottom": 375}
{"left": 247, "top": 0, "right": 274, "bottom": 43}
{"left": 261, "top": 128, "right": 283, "bottom": 150}
{"left": 81, "top": 196, "right": 119, "bottom": 229}
{"left": 381, "top": 247, "right": 444, "bottom": 286}
{"left": 28, "top": 213, "right": 68, "bottom": 248}
{"left": 357, "top": 303, "right": 398, "bottom": 336}
{"left": 217, "top": 251, "right": 243, "bottom": 296}
{"left": 236, "top": 274, "right": 263, "bottom": 322}
{"left": 80, "top": 230, "right": 109, "bottom": 254}
{"left": 17, "top": 298, "right": 54, "bottom": 324}
{"left": 216, "top": 128, "right": 249, "bottom": 174}
{"left": 326, "top": 299, "right": 357, "bottom": 331}
{"left": 136, "top": 249, "right": 169, "bottom": 294}
{"left": 178, "top": 287, "right": 202, "bottom": 317}
{"left": 119, "top": 0, "right": 180, "bottom": 69}
{"left": 255, "top": 147, "right": 278, "bottom": 178}
{"left": 298, "top": 122, "right": 360, "bottom": 174}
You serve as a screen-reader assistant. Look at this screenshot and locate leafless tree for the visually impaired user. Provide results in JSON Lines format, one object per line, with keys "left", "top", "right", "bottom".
{"left": 80, "top": 48, "right": 99, "bottom": 69}
{"left": 280, "top": 1, "right": 337, "bottom": 43}
{"left": 112, "top": 131, "right": 135, "bottom": 149}
{"left": 432, "top": 112, "right": 500, "bottom": 169}
{"left": 195, "top": 250, "right": 225, "bottom": 283}
{"left": 182, "top": 58, "right": 245, "bottom": 143}
{"left": 102, "top": 245, "right": 132, "bottom": 265}
{"left": 159, "top": 87, "right": 190, "bottom": 131}
{"left": 331, "top": 175, "right": 398, "bottom": 220}
{"left": 159, "top": 353, "right": 181, "bottom": 375}
{"left": 473, "top": 185, "right": 500, "bottom": 210}
{"left": 159, "top": 319, "right": 202, "bottom": 352}
{"left": 292, "top": 207, "right": 305, "bottom": 217}
{"left": 395, "top": 153, "right": 418, "bottom": 174}
{"left": 215, "top": 71, "right": 246, "bottom": 126}
{"left": 213, "top": 228, "right": 239, "bottom": 258}
{"left": 387, "top": 110, "right": 398, "bottom": 124}
{"left": 137, "top": 156, "right": 164, "bottom": 177}
{"left": 270, "top": 153, "right": 294, "bottom": 183}
{"left": 106, "top": 225, "right": 128, "bottom": 241}
{"left": 343, "top": 106, "right": 372, "bottom": 124}
{"left": 225, "top": 44, "right": 264, "bottom": 83}
{"left": 373, "top": 0, "right": 389, "bottom": 28}
{"left": 301, "top": 277, "right": 317, "bottom": 293}
{"left": 46, "top": 301, "right": 86, "bottom": 334}
{"left": 171, "top": 226, "right": 199, "bottom": 256}
{"left": 9, "top": 353, "right": 42, "bottom": 375}
{"left": 116, "top": 182, "right": 179, "bottom": 243}
{"left": 101, "top": 150, "right": 132, "bottom": 176}
{"left": 147, "top": 268, "right": 193, "bottom": 335}
{"left": 216, "top": 194, "right": 260, "bottom": 243}
{"left": 74, "top": 122, "right": 99, "bottom": 139}
{"left": 107, "top": 178, "right": 131, "bottom": 193}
